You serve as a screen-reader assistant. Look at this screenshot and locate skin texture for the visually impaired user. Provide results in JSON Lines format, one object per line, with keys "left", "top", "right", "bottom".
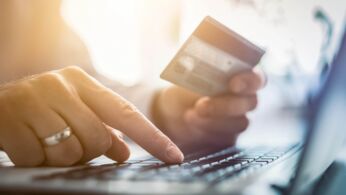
{"left": 0, "top": 66, "right": 184, "bottom": 166}
{"left": 154, "top": 68, "right": 266, "bottom": 152}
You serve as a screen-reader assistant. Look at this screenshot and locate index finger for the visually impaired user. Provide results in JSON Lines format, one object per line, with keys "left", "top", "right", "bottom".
{"left": 61, "top": 67, "right": 184, "bottom": 163}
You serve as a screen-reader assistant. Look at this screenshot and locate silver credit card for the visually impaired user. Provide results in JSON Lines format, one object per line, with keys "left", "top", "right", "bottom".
{"left": 160, "top": 16, "right": 265, "bottom": 96}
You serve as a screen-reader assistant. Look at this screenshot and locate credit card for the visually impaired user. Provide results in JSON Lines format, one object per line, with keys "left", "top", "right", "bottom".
{"left": 160, "top": 16, "right": 265, "bottom": 96}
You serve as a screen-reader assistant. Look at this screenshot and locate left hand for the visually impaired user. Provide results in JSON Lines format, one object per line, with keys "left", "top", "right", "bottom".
{"left": 153, "top": 69, "right": 266, "bottom": 151}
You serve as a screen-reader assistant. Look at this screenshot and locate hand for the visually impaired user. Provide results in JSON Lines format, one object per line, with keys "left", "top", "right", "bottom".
{"left": 0, "top": 66, "right": 183, "bottom": 166}
{"left": 154, "top": 69, "right": 266, "bottom": 151}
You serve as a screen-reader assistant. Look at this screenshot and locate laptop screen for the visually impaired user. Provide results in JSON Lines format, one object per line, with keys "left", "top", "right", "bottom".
{"left": 288, "top": 22, "right": 346, "bottom": 195}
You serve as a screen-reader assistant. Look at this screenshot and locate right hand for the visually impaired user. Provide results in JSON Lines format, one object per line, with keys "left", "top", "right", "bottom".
{"left": 0, "top": 66, "right": 183, "bottom": 166}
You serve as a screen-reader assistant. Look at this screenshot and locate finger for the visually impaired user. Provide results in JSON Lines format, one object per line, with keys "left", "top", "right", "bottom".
{"left": 31, "top": 72, "right": 112, "bottom": 164}
{"left": 184, "top": 109, "right": 249, "bottom": 135}
{"left": 184, "top": 111, "right": 241, "bottom": 148}
{"left": 61, "top": 67, "right": 183, "bottom": 163}
{"left": 48, "top": 92, "right": 112, "bottom": 163}
{"left": 44, "top": 134, "right": 83, "bottom": 166}
{"left": 105, "top": 126, "right": 130, "bottom": 163}
{"left": 52, "top": 101, "right": 112, "bottom": 163}
{"left": 86, "top": 94, "right": 183, "bottom": 164}
{"left": 194, "top": 95, "right": 257, "bottom": 117}
{"left": 229, "top": 68, "right": 266, "bottom": 95}
{"left": 23, "top": 104, "right": 84, "bottom": 166}
{"left": 0, "top": 123, "right": 45, "bottom": 166}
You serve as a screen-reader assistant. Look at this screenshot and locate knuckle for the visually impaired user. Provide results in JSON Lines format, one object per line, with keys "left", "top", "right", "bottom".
{"left": 34, "top": 72, "right": 77, "bottom": 99}
{"left": 37, "top": 72, "right": 59, "bottom": 82}
{"left": 152, "top": 129, "right": 162, "bottom": 142}
{"left": 151, "top": 129, "right": 169, "bottom": 146}
{"left": 62, "top": 66, "right": 84, "bottom": 73}
{"left": 36, "top": 72, "right": 66, "bottom": 90}
{"left": 61, "top": 66, "right": 87, "bottom": 79}
{"left": 120, "top": 100, "right": 140, "bottom": 119}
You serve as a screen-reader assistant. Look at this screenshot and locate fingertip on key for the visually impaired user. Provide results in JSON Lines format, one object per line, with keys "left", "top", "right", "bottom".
{"left": 165, "top": 144, "right": 184, "bottom": 163}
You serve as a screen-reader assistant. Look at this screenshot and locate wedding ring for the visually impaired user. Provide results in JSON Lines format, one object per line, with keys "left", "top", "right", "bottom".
{"left": 42, "top": 127, "right": 72, "bottom": 146}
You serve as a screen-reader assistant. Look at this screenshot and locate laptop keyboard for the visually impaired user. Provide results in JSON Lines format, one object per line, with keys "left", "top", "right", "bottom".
{"left": 35, "top": 144, "right": 299, "bottom": 184}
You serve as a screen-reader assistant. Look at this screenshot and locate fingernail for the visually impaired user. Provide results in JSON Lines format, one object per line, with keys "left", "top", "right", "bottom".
{"left": 232, "top": 81, "right": 246, "bottom": 93}
{"left": 166, "top": 144, "right": 184, "bottom": 163}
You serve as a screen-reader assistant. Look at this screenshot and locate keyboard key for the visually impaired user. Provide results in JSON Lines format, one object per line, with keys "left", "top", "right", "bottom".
{"left": 196, "top": 159, "right": 246, "bottom": 176}
{"left": 256, "top": 157, "right": 275, "bottom": 163}
{"left": 33, "top": 144, "right": 299, "bottom": 184}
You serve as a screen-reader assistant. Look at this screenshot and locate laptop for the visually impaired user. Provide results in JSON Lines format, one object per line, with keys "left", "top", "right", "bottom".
{"left": 0, "top": 17, "right": 346, "bottom": 195}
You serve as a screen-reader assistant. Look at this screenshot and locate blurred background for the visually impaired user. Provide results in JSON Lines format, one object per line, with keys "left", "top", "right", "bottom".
{"left": 62, "top": 0, "right": 346, "bottom": 110}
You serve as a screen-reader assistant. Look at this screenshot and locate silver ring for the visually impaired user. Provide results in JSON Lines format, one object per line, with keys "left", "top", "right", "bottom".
{"left": 42, "top": 127, "right": 72, "bottom": 146}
